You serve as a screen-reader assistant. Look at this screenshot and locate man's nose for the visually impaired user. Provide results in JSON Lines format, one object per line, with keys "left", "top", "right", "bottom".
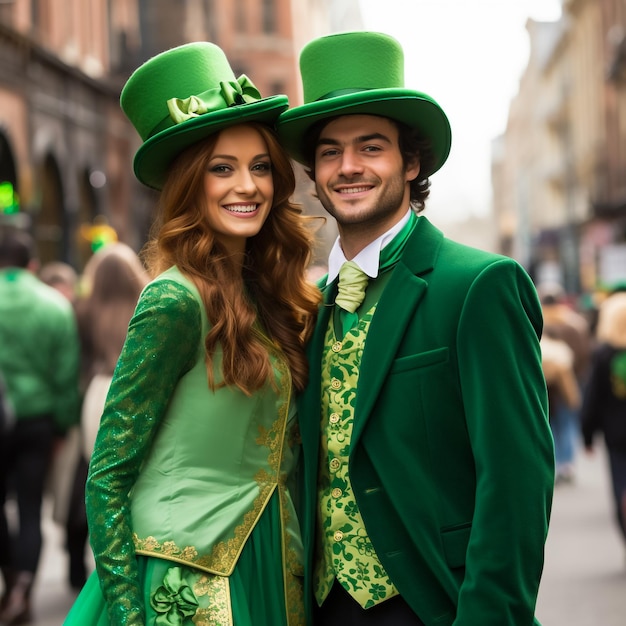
{"left": 338, "top": 150, "right": 364, "bottom": 176}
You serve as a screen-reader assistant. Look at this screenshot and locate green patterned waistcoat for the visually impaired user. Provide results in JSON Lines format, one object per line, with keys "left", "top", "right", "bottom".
{"left": 314, "top": 306, "right": 399, "bottom": 609}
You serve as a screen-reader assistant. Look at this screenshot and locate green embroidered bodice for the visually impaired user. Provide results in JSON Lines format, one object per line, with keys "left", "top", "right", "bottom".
{"left": 314, "top": 306, "right": 399, "bottom": 609}
{"left": 86, "top": 266, "right": 303, "bottom": 625}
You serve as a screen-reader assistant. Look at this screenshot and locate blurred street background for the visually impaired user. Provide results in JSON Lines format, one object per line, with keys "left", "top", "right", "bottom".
{"left": 2, "top": 0, "right": 626, "bottom": 296}
{"left": 18, "top": 441, "right": 625, "bottom": 625}
{"left": 2, "top": 1, "right": 626, "bottom": 624}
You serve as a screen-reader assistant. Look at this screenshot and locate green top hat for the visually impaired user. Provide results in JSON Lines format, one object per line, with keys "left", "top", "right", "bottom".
{"left": 277, "top": 31, "right": 451, "bottom": 177}
{"left": 121, "top": 42, "right": 289, "bottom": 190}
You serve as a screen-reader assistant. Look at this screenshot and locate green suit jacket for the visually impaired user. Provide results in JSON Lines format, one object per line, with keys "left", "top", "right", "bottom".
{"left": 298, "top": 217, "right": 554, "bottom": 625}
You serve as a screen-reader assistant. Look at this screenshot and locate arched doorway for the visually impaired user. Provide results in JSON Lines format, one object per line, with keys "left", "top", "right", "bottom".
{"left": 36, "top": 153, "right": 67, "bottom": 265}
{"left": 0, "top": 132, "right": 19, "bottom": 219}
{"left": 77, "top": 168, "right": 99, "bottom": 268}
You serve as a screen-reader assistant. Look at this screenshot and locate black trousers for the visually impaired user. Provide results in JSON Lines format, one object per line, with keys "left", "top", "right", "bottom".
{"left": 5, "top": 415, "right": 55, "bottom": 573}
{"left": 0, "top": 430, "right": 10, "bottom": 569}
{"left": 314, "top": 580, "right": 426, "bottom": 626}
{"left": 607, "top": 447, "right": 626, "bottom": 542}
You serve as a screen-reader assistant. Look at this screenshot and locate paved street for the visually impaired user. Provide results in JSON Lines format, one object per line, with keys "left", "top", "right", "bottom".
{"left": 16, "top": 443, "right": 626, "bottom": 624}
{"left": 536, "top": 444, "right": 626, "bottom": 625}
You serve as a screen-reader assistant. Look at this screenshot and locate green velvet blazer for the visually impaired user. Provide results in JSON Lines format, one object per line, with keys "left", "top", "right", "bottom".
{"left": 297, "top": 217, "right": 554, "bottom": 625}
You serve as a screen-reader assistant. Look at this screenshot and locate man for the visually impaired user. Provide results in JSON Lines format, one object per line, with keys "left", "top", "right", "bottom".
{"left": 277, "top": 31, "right": 554, "bottom": 626}
{"left": 0, "top": 228, "right": 80, "bottom": 624}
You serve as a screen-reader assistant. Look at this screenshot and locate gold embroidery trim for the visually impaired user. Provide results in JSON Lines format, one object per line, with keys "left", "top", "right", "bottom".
{"left": 192, "top": 574, "right": 232, "bottom": 626}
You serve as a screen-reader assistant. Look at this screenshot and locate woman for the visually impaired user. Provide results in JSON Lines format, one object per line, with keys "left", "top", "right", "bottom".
{"left": 76, "top": 243, "right": 151, "bottom": 459}
{"left": 64, "top": 42, "right": 320, "bottom": 626}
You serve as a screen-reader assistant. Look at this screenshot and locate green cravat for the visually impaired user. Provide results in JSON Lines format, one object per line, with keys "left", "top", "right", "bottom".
{"left": 335, "top": 212, "right": 418, "bottom": 338}
{"left": 336, "top": 260, "right": 369, "bottom": 313}
{"left": 335, "top": 261, "right": 369, "bottom": 337}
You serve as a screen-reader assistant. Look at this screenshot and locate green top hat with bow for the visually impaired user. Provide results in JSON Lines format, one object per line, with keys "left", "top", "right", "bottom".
{"left": 121, "top": 42, "right": 289, "bottom": 190}
{"left": 277, "top": 31, "right": 451, "bottom": 177}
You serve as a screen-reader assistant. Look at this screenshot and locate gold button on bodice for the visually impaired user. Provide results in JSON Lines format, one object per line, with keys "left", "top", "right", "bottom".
{"left": 332, "top": 341, "right": 342, "bottom": 352}
{"left": 329, "top": 413, "right": 340, "bottom": 424}
{"left": 330, "top": 378, "right": 341, "bottom": 390}
{"left": 331, "top": 487, "right": 342, "bottom": 498}
{"left": 333, "top": 530, "right": 344, "bottom": 542}
{"left": 329, "top": 458, "right": 341, "bottom": 471}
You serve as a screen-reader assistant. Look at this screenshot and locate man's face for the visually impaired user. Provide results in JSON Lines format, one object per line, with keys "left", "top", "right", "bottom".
{"left": 313, "top": 114, "right": 420, "bottom": 236}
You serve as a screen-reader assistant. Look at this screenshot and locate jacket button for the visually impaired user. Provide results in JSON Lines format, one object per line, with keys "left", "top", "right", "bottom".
{"left": 329, "top": 458, "right": 341, "bottom": 471}
{"left": 331, "top": 487, "right": 342, "bottom": 498}
{"left": 333, "top": 530, "right": 343, "bottom": 542}
{"left": 332, "top": 341, "right": 342, "bottom": 352}
{"left": 329, "top": 413, "right": 340, "bottom": 424}
{"left": 330, "top": 378, "right": 341, "bottom": 390}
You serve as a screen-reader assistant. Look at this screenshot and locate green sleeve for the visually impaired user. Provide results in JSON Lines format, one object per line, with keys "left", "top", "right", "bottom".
{"left": 455, "top": 259, "right": 553, "bottom": 624}
{"left": 86, "top": 279, "right": 201, "bottom": 626}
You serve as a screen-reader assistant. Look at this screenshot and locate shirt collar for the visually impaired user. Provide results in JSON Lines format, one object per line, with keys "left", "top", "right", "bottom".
{"left": 327, "top": 210, "right": 412, "bottom": 282}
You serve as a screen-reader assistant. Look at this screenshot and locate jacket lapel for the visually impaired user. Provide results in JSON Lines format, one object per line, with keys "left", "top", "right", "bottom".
{"left": 351, "top": 217, "right": 443, "bottom": 448}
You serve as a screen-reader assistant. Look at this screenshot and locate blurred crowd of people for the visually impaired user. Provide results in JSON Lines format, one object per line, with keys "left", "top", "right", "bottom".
{"left": 0, "top": 227, "right": 148, "bottom": 625}
{"left": 538, "top": 279, "right": 626, "bottom": 552}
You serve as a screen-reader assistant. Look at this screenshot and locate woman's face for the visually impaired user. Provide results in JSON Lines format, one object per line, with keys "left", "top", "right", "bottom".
{"left": 203, "top": 124, "right": 274, "bottom": 256}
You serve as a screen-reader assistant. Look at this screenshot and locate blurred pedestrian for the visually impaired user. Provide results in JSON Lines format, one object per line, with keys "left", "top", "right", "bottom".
{"left": 541, "top": 331, "right": 581, "bottom": 426}
{"left": 277, "top": 30, "right": 554, "bottom": 626}
{"left": 45, "top": 244, "right": 149, "bottom": 593}
{"left": 0, "top": 228, "right": 81, "bottom": 625}
{"left": 39, "top": 261, "right": 79, "bottom": 303}
{"left": 581, "top": 291, "right": 626, "bottom": 551}
{"left": 64, "top": 41, "right": 320, "bottom": 625}
{"left": 538, "top": 282, "right": 591, "bottom": 483}
{"left": 39, "top": 261, "right": 87, "bottom": 591}
{"left": 76, "top": 243, "right": 150, "bottom": 461}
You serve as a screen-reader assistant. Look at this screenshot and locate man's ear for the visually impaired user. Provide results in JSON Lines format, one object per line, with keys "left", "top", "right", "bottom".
{"left": 405, "top": 156, "right": 420, "bottom": 183}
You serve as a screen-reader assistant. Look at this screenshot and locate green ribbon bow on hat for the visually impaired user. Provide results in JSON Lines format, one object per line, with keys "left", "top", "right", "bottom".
{"left": 167, "top": 74, "right": 261, "bottom": 124}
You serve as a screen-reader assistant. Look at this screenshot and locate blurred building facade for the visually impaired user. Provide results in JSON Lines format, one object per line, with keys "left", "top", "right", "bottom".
{"left": 493, "top": 0, "right": 626, "bottom": 296}
{"left": 0, "top": 0, "right": 362, "bottom": 269}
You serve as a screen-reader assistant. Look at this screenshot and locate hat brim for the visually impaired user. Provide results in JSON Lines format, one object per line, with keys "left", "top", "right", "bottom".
{"left": 134, "top": 95, "right": 289, "bottom": 190}
{"left": 277, "top": 89, "right": 451, "bottom": 177}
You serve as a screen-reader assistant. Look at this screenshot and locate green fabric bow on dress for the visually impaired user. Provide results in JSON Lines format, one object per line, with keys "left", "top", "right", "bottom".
{"left": 150, "top": 566, "right": 199, "bottom": 625}
{"left": 167, "top": 75, "right": 261, "bottom": 124}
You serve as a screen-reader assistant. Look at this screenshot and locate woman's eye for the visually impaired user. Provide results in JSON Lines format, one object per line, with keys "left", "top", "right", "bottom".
{"left": 252, "top": 162, "right": 272, "bottom": 173}
{"left": 210, "top": 164, "right": 231, "bottom": 174}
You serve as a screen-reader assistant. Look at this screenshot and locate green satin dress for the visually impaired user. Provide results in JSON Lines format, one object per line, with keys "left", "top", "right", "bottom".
{"left": 63, "top": 269, "right": 304, "bottom": 626}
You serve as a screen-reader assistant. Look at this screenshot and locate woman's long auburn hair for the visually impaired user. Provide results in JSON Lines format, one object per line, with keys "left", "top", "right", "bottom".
{"left": 142, "top": 122, "right": 321, "bottom": 395}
